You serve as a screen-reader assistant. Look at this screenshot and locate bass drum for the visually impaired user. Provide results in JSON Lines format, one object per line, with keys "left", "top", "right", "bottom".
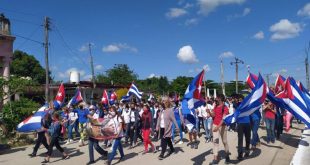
{"left": 86, "top": 118, "right": 117, "bottom": 141}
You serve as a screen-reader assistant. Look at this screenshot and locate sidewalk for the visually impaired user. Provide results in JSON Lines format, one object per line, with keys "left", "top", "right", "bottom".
{"left": 0, "top": 122, "right": 304, "bottom": 165}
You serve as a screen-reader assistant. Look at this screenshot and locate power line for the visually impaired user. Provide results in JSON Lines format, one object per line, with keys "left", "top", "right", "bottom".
{"left": 52, "top": 23, "right": 90, "bottom": 69}
{"left": 15, "top": 25, "right": 42, "bottom": 49}
{"left": 13, "top": 33, "right": 43, "bottom": 45}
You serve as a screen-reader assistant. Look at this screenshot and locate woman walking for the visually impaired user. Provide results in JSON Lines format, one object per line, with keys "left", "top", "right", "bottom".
{"left": 42, "top": 113, "right": 69, "bottom": 163}
{"left": 141, "top": 105, "right": 155, "bottom": 153}
{"left": 106, "top": 106, "right": 125, "bottom": 165}
{"left": 156, "top": 98, "right": 179, "bottom": 160}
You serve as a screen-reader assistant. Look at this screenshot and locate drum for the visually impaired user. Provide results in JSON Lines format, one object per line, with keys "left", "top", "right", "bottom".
{"left": 86, "top": 118, "right": 117, "bottom": 140}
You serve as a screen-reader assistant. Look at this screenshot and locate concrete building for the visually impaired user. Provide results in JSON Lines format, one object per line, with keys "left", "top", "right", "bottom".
{"left": 0, "top": 14, "right": 15, "bottom": 105}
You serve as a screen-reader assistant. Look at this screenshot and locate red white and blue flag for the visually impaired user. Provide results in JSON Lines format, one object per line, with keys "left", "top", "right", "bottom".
{"left": 67, "top": 89, "right": 83, "bottom": 107}
{"left": 109, "top": 91, "right": 117, "bottom": 105}
{"left": 17, "top": 105, "right": 49, "bottom": 132}
{"left": 181, "top": 70, "right": 205, "bottom": 126}
{"left": 276, "top": 77, "right": 310, "bottom": 128}
{"left": 224, "top": 74, "right": 267, "bottom": 125}
{"left": 275, "top": 74, "right": 286, "bottom": 94}
{"left": 53, "top": 83, "right": 65, "bottom": 110}
{"left": 101, "top": 89, "right": 109, "bottom": 105}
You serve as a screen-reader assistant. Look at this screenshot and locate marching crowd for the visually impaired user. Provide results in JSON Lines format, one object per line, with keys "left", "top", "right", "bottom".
{"left": 28, "top": 94, "right": 294, "bottom": 165}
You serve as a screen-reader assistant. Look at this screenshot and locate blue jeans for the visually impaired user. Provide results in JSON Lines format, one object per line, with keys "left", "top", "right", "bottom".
{"left": 172, "top": 120, "right": 183, "bottom": 142}
{"left": 68, "top": 120, "right": 80, "bottom": 139}
{"left": 109, "top": 137, "right": 124, "bottom": 161}
{"left": 88, "top": 137, "right": 107, "bottom": 162}
{"left": 204, "top": 117, "right": 213, "bottom": 139}
{"left": 265, "top": 118, "right": 275, "bottom": 142}
{"left": 251, "top": 119, "right": 260, "bottom": 146}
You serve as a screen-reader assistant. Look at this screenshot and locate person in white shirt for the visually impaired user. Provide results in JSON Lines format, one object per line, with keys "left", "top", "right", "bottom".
{"left": 203, "top": 102, "right": 214, "bottom": 143}
{"left": 196, "top": 106, "right": 204, "bottom": 136}
{"left": 121, "top": 104, "right": 131, "bottom": 143}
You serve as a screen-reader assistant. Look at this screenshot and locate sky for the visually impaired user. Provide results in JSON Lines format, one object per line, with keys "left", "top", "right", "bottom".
{"left": 1, "top": 0, "right": 310, "bottom": 85}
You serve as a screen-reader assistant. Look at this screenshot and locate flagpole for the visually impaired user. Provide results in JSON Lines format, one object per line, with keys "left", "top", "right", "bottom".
{"left": 203, "top": 70, "right": 207, "bottom": 99}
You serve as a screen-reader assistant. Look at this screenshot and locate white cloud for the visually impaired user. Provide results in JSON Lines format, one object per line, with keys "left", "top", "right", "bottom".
{"left": 177, "top": 45, "right": 199, "bottom": 63}
{"left": 102, "top": 43, "right": 138, "bottom": 53}
{"left": 242, "top": 7, "right": 251, "bottom": 16}
{"left": 148, "top": 73, "right": 161, "bottom": 78}
{"left": 219, "top": 51, "right": 234, "bottom": 59}
{"left": 269, "top": 19, "right": 303, "bottom": 41}
{"left": 297, "top": 3, "right": 310, "bottom": 18}
{"left": 203, "top": 64, "right": 211, "bottom": 72}
{"left": 82, "top": 74, "right": 93, "bottom": 81}
{"left": 198, "top": 0, "right": 246, "bottom": 16}
{"left": 227, "top": 7, "right": 250, "bottom": 21}
{"left": 280, "top": 68, "right": 288, "bottom": 73}
{"left": 185, "top": 18, "right": 199, "bottom": 26}
{"left": 184, "top": 3, "right": 194, "bottom": 9}
{"left": 253, "top": 31, "right": 264, "bottom": 40}
{"left": 58, "top": 67, "right": 86, "bottom": 79}
{"left": 188, "top": 69, "right": 194, "bottom": 73}
{"left": 95, "top": 65, "right": 103, "bottom": 70}
{"left": 79, "top": 43, "right": 95, "bottom": 52}
{"left": 166, "top": 8, "right": 188, "bottom": 19}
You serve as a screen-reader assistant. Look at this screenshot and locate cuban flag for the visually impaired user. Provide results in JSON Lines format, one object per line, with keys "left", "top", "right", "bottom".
{"left": 17, "top": 105, "right": 49, "bottom": 132}
{"left": 181, "top": 70, "right": 205, "bottom": 126}
{"left": 53, "top": 83, "right": 65, "bottom": 110}
{"left": 224, "top": 74, "right": 267, "bottom": 125}
{"left": 246, "top": 73, "right": 258, "bottom": 89}
{"left": 67, "top": 89, "right": 83, "bottom": 107}
{"left": 298, "top": 81, "right": 310, "bottom": 100}
{"left": 275, "top": 74, "right": 286, "bottom": 94}
{"left": 276, "top": 77, "right": 310, "bottom": 128}
{"left": 101, "top": 89, "right": 109, "bottom": 105}
{"left": 109, "top": 91, "right": 117, "bottom": 105}
{"left": 121, "top": 83, "right": 143, "bottom": 102}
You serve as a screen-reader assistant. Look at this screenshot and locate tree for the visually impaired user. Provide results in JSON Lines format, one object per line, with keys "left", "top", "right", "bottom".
{"left": 10, "top": 50, "right": 51, "bottom": 84}
{"left": 96, "top": 74, "right": 109, "bottom": 84}
{"left": 96, "top": 64, "right": 138, "bottom": 85}
{"left": 136, "top": 76, "right": 170, "bottom": 95}
{"left": 170, "top": 76, "right": 193, "bottom": 96}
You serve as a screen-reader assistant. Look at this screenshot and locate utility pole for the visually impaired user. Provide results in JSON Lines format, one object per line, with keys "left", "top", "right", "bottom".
{"left": 265, "top": 73, "right": 272, "bottom": 87}
{"left": 220, "top": 58, "right": 225, "bottom": 96}
{"left": 305, "top": 42, "right": 310, "bottom": 90}
{"left": 89, "top": 43, "right": 96, "bottom": 105}
{"left": 231, "top": 57, "right": 244, "bottom": 94}
{"left": 44, "top": 17, "right": 50, "bottom": 103}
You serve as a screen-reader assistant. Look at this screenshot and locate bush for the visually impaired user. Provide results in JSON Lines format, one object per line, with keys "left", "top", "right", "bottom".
{"left": 2, "top": 98, "right": 40, "bottom": 133}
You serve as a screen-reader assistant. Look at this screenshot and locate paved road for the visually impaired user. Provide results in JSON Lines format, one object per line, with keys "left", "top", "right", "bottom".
{"left": 0, "top": 122, "right": 304, "bottom": 165}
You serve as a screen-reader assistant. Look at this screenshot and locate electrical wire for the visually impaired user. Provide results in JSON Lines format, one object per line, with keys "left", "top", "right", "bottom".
{"left": 13, "top": 33, "right": 43, "bottom": 45}
{"left": 15, "top": 25, "right": 42, "bottom": 49}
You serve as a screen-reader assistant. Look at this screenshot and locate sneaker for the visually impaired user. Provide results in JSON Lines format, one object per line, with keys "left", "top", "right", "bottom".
{"left": 237, "top": 153, "right": 243, "bottom": 161}
{"left": 66, "top": 139, "right": 72, "bottom": 145}
{"left": 225, "top": 155, "right": 230, "bottom": 164}
{"left": 244, "top": 151, "right": 250, "bottom": 158}
{"left": 194, "top": 143, "right": 198, "bottom": 149}
{"left": 158, "top": 147, "right": 162, "bottom": 151}
{"left": 178, "top": 141, "right": 183, "bottom": 145}
{"left": 190, "top": 143, "right": 194, "bottom": 149}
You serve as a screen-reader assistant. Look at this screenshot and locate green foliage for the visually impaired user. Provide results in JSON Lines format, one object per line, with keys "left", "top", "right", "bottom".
{"left": 0, "top": 76, "right": 35, "bottom": 101}
{"left": 136, "top": 76, "right": 170, "bottom": 95}
{"left": 224, "top": 81, "right": 247, "bottom": 96}
{"left": 170, "top": 76, "right": 193, "bottom": 96}
{"left": 2, "top": 98, "right": 40, "bottom": 133}
{"left": 11, "top": 50, "right": 51, "bottom": 84}
{"left": 96, "top": 64, "right": 138, "bottom": 85}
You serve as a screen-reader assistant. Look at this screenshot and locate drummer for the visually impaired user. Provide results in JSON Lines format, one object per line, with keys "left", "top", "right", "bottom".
{"left": 87, "top": 104, "right": 108, "bottom": 165}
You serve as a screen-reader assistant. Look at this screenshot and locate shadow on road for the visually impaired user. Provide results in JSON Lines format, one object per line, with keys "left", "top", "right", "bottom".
{"left": 0, "top": 146, "right": 27, "bottom": 155}
{"left": 191, "top": 149, "right": 212, "bottom": 165}
{"left": 227, "top": 148, "right": 262, "bottom": 165}
{"left": 113, "top": 152, "right": 139, "bottom": 165}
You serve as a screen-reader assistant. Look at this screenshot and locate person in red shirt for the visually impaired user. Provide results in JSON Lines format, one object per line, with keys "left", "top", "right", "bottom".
{"left": 141, "top": 105, "right": 155, "bottom": 154}
{"left": 208, "top": 94, "right": 230, "bottom": 165}
{"left": 263, "top": 100, "right": 276, "bottom": 143}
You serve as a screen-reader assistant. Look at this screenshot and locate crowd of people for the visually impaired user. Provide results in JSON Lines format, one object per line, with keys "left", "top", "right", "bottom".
{"left": 28, "top": 94, "right": 295, "bottom": 165}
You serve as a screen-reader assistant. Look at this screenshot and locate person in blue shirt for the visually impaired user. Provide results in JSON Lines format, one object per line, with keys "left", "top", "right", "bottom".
{"left": 250, "top": 107, "right": 262, "bottom": 149}
{"left": 171, "top": 101, "right": 184, "bottom": 144}
{"left": 236, "top": 113, "right": 251, "bottom": 160}
{"left": 75, "top": 103, "right": 90, "bottom": 147}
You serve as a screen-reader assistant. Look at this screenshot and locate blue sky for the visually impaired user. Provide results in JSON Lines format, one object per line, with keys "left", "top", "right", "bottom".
{"left": 1, "top": 0, "right": 310, "bottom": 84}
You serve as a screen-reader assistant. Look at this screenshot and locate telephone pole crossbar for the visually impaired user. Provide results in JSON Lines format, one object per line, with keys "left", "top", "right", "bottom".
{"left": 231, "top": 57, "right": 244, "bottom": 94}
